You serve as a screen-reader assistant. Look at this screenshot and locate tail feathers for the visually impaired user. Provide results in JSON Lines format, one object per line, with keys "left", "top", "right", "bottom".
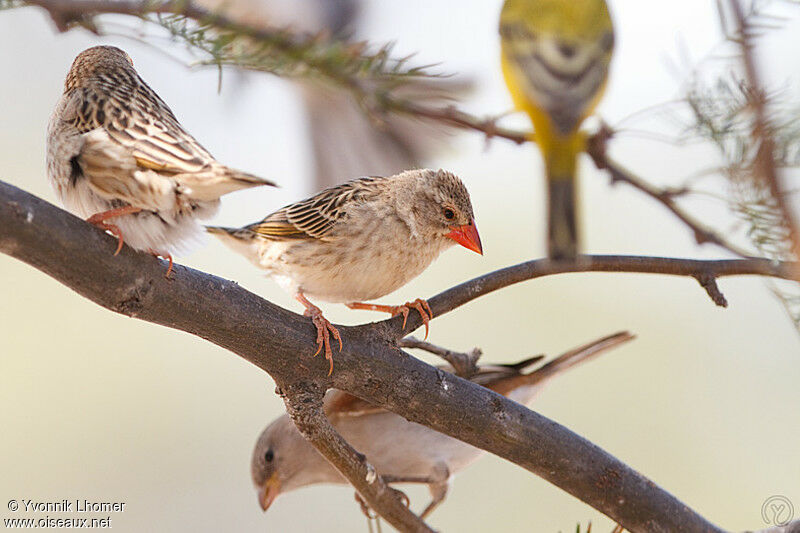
{"left": 205, "top": 225, "right": 237, "bottom": 236}
{"left": 489, "top": 331, "right": 634, "bottom": 398}
{"left": 205, "top": 225, "right": 255, "bottom": 240}
{"left": 227, "top": 169, "right": 278, "bottom": 189}
{"left": 547, "top": 178, "right": 579, "bottom": 260}
{"left": 500, "top": 354, "right": 546, "bottom": 372}
{"left": 469, "top": 355, "right": 546, "bottom": 388}
{"left": 180, "top": 169, "right": 276, "bottom": 202}
{"left": 525, "top": 331, "right": 634, "bottom": 386}
{"left": 206, "top": 225, "right": 265, "bottom": 265}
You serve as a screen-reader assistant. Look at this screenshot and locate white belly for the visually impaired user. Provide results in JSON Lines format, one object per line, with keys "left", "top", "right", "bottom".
{"left": 264, "top": 234, "right": 447, "bottom": 303}
{"left": 56, "top": 178, "right": 216, "bottom": 255}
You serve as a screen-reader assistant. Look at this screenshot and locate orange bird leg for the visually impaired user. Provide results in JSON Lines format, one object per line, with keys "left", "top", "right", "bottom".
{"left": 295, "top": 292, "right": 341, "bottom": 376}
{"left": 148, "top": 250, "right": 174, "bottom": 279}
{"left": 346, "top": 298, "right": 433, "bottom": 339}
{"left": 353, "top": 492, "right": 376, "bottom": 519}
{"left": 85, "top": 206, "right": 142, "bottom": 256}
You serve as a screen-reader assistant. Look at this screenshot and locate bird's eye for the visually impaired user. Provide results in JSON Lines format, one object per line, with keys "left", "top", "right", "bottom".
{"left": 264, "top": 450, "right": 274, "bottom": 463}
{"left": 443, "top": 208, "right": 455, "bottom": 220}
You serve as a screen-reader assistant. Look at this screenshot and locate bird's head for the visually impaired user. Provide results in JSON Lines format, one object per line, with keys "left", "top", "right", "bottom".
{"left": 251, "top": 416, "right": 338, "bottom": 512}
{"left": 409, "top": 169, "right": 483, "bottom": 255}
{"left": 65, "top": 46, "right": 135, "bottom": 91}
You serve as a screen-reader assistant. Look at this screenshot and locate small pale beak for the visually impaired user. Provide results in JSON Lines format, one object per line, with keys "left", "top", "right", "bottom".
{"left": 258, "top": 473, "right": 281, "bottom": 512}
{"left": 446, "top": 220, "right": 483, "bottom": 255}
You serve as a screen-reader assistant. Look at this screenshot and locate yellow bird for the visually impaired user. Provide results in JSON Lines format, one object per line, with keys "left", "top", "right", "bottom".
{"left": 499, "top": 0, "right": 615, "bottom": 259}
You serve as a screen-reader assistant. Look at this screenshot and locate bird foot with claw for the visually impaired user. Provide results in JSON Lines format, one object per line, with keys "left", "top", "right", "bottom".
{"left": 147, "top": 250, "right": 174, "bottom": 279}
{"left": 356, "top": 487, "right": 410, "bottom": 513}
{"left": 347, "top": 298, "right": 433, "bottom": 339}
{"left": 354, "top": 492, "right": 377, "bottom": 519}
{"left": 296, "top": 293, "right": 341, "bottom": 375}
{"left": 390, "top": 487, "right": 411, "bottom": 509}
{"left": 86, "top": 206, "right": 142, "bottom": 256}
{"left": 86, "top": 217, "right": 125, "bottom": 255}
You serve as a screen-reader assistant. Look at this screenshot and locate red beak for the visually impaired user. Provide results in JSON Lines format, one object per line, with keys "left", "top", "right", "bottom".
{"left": 446, "top": 220, "right": 483, "bottom": 255}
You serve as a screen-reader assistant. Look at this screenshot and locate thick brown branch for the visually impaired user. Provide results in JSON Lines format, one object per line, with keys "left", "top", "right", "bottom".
{"left": 4, "top": 179, "right": 782, "bottom": 532}
{"left": 755, "top": 519, "right": 800, "bottom": 533}
{"left": 279, "top": 382, "right": 433, "bottom": 532}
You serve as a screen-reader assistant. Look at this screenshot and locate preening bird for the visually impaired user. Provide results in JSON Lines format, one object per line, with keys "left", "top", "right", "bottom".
{"left": 499, "top": 0, "right": 615, "bottom": 259}
{"left": 207, "top": 169, "right": 483, "bottom": 374}
{"left": 250, "top": 332, "right": 634, "bottom": 517}
{"left": 46, "top": 46, "right": 275, "bottom": 274}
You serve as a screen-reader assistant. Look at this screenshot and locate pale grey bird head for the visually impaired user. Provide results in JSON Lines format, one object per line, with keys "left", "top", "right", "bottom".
{"left": 251, "top": 416, "right": 338, "bottom": 512}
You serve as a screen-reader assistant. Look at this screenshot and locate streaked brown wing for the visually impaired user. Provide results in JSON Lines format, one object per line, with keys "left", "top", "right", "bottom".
{"left": 65, "top": 71, "right": 217, "bottom": 176}
{"left": 248, "top": 176, "right": 385, "bottom": 240}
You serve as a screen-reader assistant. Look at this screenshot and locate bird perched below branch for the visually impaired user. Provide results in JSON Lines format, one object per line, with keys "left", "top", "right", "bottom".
{"left": 46, "top": 46, "right": 276, "bottom": 275}
{"left": 500, "top": 0, "right": 615, "bottom": 259}
{"left": 207, "top": 169, "right": 482, "bottom": 374}
{"left": 251, "top": 331, "right": 634, "bottom": 518}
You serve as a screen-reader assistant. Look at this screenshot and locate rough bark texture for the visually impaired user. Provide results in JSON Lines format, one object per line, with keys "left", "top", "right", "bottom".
{"left": 5, "top": 180, "right": 797, "bottom": 531}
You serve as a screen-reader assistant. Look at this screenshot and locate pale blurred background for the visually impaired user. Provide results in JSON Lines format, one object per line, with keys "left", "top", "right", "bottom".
{"left": 1, "top": 1, "right": 799, "bottom": 532}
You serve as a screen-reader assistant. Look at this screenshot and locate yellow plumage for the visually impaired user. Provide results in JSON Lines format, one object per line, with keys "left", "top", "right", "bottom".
{"left": 500, "top": 0, "right": 615, "bottom": 258}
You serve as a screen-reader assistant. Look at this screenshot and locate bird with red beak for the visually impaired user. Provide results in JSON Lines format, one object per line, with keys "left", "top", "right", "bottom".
{"left": 208, "top": 169, "right": 482, "bottom": 374}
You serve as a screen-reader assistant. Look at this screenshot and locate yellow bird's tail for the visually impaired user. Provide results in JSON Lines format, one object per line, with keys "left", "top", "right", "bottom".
{"left": 543, "top": 131, "right": 583, "bottom": 260}
{"left": 547, "top": 174, "right": 578, "bottom": 260}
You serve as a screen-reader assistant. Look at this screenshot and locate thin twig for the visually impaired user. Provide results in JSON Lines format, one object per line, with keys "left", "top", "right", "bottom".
{"left": 399, "top": 336, "right": 481, "bottom": 378}
{"left": 400, "top": 254, "right": 800, "bottom": 338}
{"left": 386, "top": 100, "right": 529, "bottom": 145}
{"left": 586, "top": 124, "right": 753, "bottom": 258}
{"left": 727, "top": 0, "right": 800, "bottom": 259}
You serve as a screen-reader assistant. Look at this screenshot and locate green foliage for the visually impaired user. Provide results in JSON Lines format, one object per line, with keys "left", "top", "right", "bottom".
{"left": 683, "top": 0, "right": 800, "bottom": 329}
{"left": 153, "top": 11, "right": 434, "bottom": 88}
{"left": 686, "top": 74, "right": 796, "bottom": 256}
{"left": 10, "top": 0, "right": 444, "bottom": 113}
